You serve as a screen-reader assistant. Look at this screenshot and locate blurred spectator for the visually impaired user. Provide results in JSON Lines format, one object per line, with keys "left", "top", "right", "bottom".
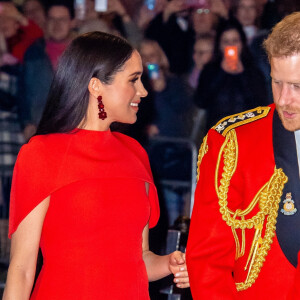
{"left": 75, "top": 0, "right": 116, "bottom": 35}
{"left": 136, "top": 0, "right": 167, "bottom": 31}
{"left": 194, "top": 18, "right": 269, "bottom": 132}
{"left": 76, "top": 0, "right": 112, "bottom": 35}
{"left": 22, "top": 0, "right": 47, "bottom": 32}
{"left": 140, "top": 39, "right": 193, "bottom": 138}
{"left": 186, "top": 33, "right": 214, "bottom": 145}
{"left": 20, "top": 2, "right": 75, "bottom": 132}
{"left": 0, "top": 1, "right": 42, "bottom": 216}
{"left": 233, "top": 0, "right": 258, "bottom": 44}
{"left": 145, "top": 0, "right": 195, "bottom": 74}
{"left": 145, "top": 0, "right": 228, "bottom": 75}
{"left": 0, "top": 1, "right": 43, "bottom": 62}
{"left": 191, "top": 0, "right": 231, "bottom": 36}
{"left": 77, "top": 0, "right": 143, "bottom": 47}
{"left": 191, "top": 7, "right": 219, "bottom": 37}
{"left": 187, "top": 33, "right": 214, "bottom": 90}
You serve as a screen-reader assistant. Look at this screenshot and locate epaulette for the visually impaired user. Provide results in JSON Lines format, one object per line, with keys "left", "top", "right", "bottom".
{"left": 213, "top": 106, "right": 271, "bottom": 136}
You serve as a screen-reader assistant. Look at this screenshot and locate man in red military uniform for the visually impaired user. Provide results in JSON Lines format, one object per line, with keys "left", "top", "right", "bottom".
{"left": 186, "top": 12, "right": 300, "bottom": 299}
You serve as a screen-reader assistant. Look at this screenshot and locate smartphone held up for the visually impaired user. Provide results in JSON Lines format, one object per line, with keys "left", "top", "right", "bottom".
{"left": 145, "top": 0, "right": 156, "bottom": 11}
{"left": 224, "top": 46, "right": 238, "bottom": 72}
{"left": 147, "top": 63, "right": 160, "bottom": 80}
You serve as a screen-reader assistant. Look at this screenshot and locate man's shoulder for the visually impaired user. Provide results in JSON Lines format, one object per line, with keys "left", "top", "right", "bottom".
{"left": 24, "top": 37, "right": 47, "bottom": 61}
{"left": 212, "top": 105, "right": 274, "bottom": 137}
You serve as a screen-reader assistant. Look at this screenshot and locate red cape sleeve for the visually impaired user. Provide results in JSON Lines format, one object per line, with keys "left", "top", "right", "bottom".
{"left": 112, "top": 133, "right": 160, "bottom": 229}
{"left": 148, "top": 183, "right": 159, "bottom": 229}
{"left": 134, "top": 140, "right": 160, "bottom": 229}
{"left": 186, "top": 129, "right": 238, "bottom": 299}
{"left": 8, "top": 137, "right": 58, "bottom": 238}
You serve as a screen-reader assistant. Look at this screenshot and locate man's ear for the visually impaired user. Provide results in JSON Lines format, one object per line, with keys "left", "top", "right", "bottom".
{"left": 88, "top": 77, "right": 102, "bottom": 98}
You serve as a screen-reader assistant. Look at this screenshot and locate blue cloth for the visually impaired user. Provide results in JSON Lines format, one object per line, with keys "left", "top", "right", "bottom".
{"left": 20, "top": 38, "right": 54, "bottom": 126}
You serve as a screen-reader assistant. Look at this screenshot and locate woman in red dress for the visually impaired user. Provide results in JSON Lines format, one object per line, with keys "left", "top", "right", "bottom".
{"left": 3, "top": 31, "right": 189, "bottom": 299}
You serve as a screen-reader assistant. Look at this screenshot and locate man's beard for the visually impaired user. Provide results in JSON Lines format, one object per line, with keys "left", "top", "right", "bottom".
{"left": 276, "top": 104, "right": 300, "bottom": 132}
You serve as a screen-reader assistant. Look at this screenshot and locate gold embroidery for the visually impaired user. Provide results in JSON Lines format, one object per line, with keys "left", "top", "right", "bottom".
{"left": 215, "top": 129, "right": 287, "bottom": 291}
{"left": 213, "top": 106, "right": 271, "bottom": 136}
{"left": 196, "top": 134, "right": 208, "bottom": 181}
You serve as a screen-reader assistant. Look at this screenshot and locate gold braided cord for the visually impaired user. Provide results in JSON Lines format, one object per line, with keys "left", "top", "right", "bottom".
{"left": 215, "top": 128, "right": 288, "bottom": 291}
{"left": 196, "top": 134, "right": 208, "bottom": 181}
{"left": 215, "top": 130, "right": 238, "bottom": 202}
{"left": 236, "top": 171, "right": 286, "bottom": 291}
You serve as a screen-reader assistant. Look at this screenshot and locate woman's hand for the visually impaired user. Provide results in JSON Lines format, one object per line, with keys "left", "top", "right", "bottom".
{"left": 168, "top": 251, "right": 190, "bottom": 288}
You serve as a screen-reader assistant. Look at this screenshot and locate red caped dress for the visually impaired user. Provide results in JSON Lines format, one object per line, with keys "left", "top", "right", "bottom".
{"left": 8, "top": 129, "right": 160, "bottom": 299}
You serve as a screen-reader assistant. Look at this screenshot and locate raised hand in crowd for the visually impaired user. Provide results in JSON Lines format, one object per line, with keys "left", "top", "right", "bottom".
{"left": 0, "top": 2, "right": 28, "bottom": 27}
{"left": 107, "top": 0, "right": 131, "bottom": 22}
{"left": 163, "top": 0, "right": 186, "bottom": 22}
{"left": 137, "top": 0, "right": 166, "bottom": 30}
{"left": 210, "top": 0, "right": 229, "bottom": 19}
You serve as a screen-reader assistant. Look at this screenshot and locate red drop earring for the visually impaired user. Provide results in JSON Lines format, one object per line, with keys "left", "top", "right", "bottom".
{"left": 97, "top": 95, "right": 107, "bottom": 120}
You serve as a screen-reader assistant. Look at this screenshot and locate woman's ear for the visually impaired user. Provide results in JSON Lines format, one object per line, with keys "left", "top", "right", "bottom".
{"left": 88, "top": 77, "right": 102, "bottom": 98}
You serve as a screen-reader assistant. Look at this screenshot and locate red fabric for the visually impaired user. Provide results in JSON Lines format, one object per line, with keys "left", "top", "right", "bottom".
{"left": 9, "top": 129, "right": 159, "bottom": 299}
{"left": 186, "top": 104, "right": 296, "bottom": 299}
{"left": 45, "top": 40, "right": 69, "bottom": 70}
{"left": 7, "top": 20, "right": 43, "bottom": 62}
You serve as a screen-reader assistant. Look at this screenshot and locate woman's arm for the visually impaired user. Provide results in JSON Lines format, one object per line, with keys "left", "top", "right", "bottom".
{"left": 3, "top": 196, "right": 50, "bottom": 300}
{"left": 142, "top": 223, "right": 189, "bottom": 288}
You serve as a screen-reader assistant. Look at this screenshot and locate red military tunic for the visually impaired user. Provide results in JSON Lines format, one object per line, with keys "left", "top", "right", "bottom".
{"left": 186, "top": 104, "right": 300, "bottom": 299}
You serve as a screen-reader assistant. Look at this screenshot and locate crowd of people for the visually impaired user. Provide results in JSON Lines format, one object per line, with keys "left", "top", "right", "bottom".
{"left": 0, "top": 0, "right": 300, "bottom": 278}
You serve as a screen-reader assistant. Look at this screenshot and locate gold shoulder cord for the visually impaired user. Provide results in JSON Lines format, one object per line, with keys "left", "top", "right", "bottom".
{"left": 214, "top": 129, "right": 287, "bottom": 291}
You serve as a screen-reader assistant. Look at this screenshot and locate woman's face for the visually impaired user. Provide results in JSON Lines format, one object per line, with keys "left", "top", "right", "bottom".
{"left": 219, "top": 29, "right": 243, "bottom": 56}
{"left": 100, "top": 50, "right": 148, "bottom": 125}
{"left": 193, "top": 39, "right": 214, "bottom": 70}
{"left": 236, "top": 0, "right": 257, "bottom": 27}
{"left": 192, "top": 9, "right": 216, "bottom": 35}
{"left": 23, "top": 0, "right": 46, "bottom": 30}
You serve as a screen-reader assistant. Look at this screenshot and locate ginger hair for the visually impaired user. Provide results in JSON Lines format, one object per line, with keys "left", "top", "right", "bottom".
{"left": 264, "top": 12, "right": 300, "bottom": 61}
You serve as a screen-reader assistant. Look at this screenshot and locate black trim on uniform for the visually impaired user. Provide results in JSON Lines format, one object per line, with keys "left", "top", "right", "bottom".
{"left": 273, "top": 110, "right": 300, "bottom": 267}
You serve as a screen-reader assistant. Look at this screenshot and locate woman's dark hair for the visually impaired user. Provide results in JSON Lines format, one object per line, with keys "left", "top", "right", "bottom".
{"left": 36, "top": 31, "right": 134, "bottom": 135}
{"left": 212, "top": 17, "right": 254, "bottom": 68}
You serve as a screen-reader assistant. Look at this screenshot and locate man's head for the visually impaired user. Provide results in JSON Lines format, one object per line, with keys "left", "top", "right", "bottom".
{"left": 23, "top": 0, "right": 46, "bottom": 30}
{"left": 264, "top": 12, "right": 300, "bottom": 132}
{"left": 235, "top": 0, "right": 257, "bottom": 27}
{"left": 46, "top": 4, "right": 74, "bottom": 42}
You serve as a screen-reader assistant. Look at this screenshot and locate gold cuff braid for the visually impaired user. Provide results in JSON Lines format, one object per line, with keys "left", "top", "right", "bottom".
{"left": 214, "top": 129, "right": 287, "bottom": 291}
